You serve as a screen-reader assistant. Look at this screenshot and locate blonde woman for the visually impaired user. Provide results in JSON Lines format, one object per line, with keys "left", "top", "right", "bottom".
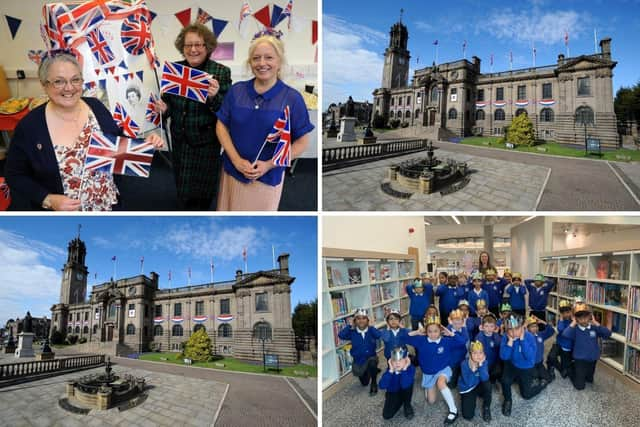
{"left": 216, "top": 34, "right": 314, "bottom": 211}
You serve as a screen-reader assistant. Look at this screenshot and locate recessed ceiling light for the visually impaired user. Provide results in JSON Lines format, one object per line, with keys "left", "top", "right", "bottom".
{"left": 451, "top": 216, "right": 460, "bottom": 225}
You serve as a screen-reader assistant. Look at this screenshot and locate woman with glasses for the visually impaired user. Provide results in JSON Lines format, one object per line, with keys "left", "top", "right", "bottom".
{"left": 5, "top": 50, "right": 163, "bottom": 211}
{"left": 154, "top": 22, "right": 231, "bottom": 210}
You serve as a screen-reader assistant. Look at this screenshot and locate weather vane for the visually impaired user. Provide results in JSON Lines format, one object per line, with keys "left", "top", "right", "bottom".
{"left": 399, "top": 8, "right": 404, "bottom": 23}
{"left": 77, "top": 224, "right": 82, "bottom": 239}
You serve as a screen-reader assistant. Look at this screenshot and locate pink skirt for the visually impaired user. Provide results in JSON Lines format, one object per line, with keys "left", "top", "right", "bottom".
{"left": 217, "top": 170, "right": 283, "bottom": 211}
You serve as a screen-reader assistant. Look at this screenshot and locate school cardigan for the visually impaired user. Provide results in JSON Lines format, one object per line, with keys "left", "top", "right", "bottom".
{"left": 5, "top": 97, "right": 120, "bottom": 210}
{"left": 338, "top": 326, "right": 381, "bottom": 365}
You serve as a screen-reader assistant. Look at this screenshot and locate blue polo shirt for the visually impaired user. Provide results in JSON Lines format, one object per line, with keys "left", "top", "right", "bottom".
{"left": 338, "top": 326, "right": 381, "bottom": 365}
{"left": 407, "top": 283, "right": 433, "bottom": 319}
{"left": 525, "top": 280, "right": 553, "bottom": 311}
{"left": 499, "top": 331, "right": 537, "bottom": 369}
{"left": 217, "top": 79, "right": 314, "bottom": 186}
{"left": 562, "top": 324, "right": 612, "bottom": 361}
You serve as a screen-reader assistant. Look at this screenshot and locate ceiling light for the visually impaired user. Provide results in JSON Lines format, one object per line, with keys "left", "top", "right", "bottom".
{"left": 451, "top": 216, "right": 461, "bottom": 225}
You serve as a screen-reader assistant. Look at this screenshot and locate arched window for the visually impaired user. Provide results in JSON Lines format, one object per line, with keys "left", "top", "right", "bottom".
{"left": 415, "top": 109, "right": 420, "bottom": 118}
{"left": 74, "top": 326, "right": 80, "bottom": 334}
{"left": 540, "top": 108, "right": 554, "bottom": 122}
{"left": 390, "top": 97, "right": 394, "bottom": 106}
{"left": 154, "top": 325, "right": 163, "bottom": 336}
{"left": 253, "top": 322, "right": 272, "bottom": 341}
{"left": 68, "top": 326, "right": 72, "bottom": 333}
{"left": 406, "top": 95, "right": 411, "bottom": 104}
{"left": 83, "top": 326, "right": 89, "bottom": 334}
{"left": 172, "top": 324, "right": 183, "bottom": 337}
{"left": 515, "top": 108, "right": 527, "bottom": 117}
{"left": 93, "top": 325, "right": 98, "bottom": 335}
{"left": 431, "top": 87, "right": 439, "bottom": 103}
{"left": 405, "top": 110, "right": 411, "bottom": 119}
{"left": 475, "top": 110, "right": 485, "bottom": 121}
{"left": 218, "top": 324, "right": 232, "bottom": 338}
{"left": 194, "top": 324, "right": 205, "bottom": 333}
{"left": 494, "top": 109, "right": 505, "bottom": 121}
{"left": 448, "top": 108, "right": 458, "bottom": 120}
{"left": 126, "top": 324, "right": 135, "bottom": 335}
{"left": 575, "top": 106, "right": 594, "bottom": 125}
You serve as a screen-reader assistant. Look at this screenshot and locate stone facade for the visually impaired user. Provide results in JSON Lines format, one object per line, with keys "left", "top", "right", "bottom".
{"left": 50, "top": 236, "right": 298, "bottom": 364}
{"left": 373, "top": 19, "right": 619, "bottom": 147}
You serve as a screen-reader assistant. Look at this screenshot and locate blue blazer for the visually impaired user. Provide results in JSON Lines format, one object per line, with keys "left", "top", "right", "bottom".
{"left": 5, "top": 97, "right": 120, "bottom": 210}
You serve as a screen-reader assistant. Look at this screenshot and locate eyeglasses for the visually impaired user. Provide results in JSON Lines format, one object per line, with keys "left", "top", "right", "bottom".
{"left": 184, "top": 43, "right": 206, "bottom": 50}
{"left": 46, "top": 77, "right": 84, "bottom": 89}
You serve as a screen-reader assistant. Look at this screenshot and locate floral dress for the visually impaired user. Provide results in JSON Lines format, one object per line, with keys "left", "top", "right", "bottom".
{"left": 54, "top": 112, "right": 119, "bottom": 211}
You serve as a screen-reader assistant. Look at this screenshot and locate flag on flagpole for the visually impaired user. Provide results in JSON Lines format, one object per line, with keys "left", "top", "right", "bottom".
{"left": 111, "top": 256, "right": 117, "bottom": 279}
{"left": 462, "top": 40, "right": 467, "bottom": 60}
{"left": 490, "top": 53, "right": 494, "bottom": 73}
{"left": 532, "top": 42, "right": 537, "bottom": 68}
{"left": 160, "top": 61, "right": 211, "bottom": 104}
{"left": 140, "top": 256, "right": 144, "bottom": 274}
{"left": 168, "top": 269, "right": 172, "bottom": 285}
{"left": 564, "top": 30, "right": 570, "bottom": 57}
{"left": 433, "top": 40, "right": 439, "bottom": 64}
{"left": 210, "top": 258, "right": 214, "bottom": 283}
{"left": 509, "top": 50, "right": 513, "bottom": 71}
{"left": 188, "top": 266, "right": 191, "bottom": 285}
{"left": 242, "top": 247, "right": 247, "bottom": 273}
{"left": 85, "top": 132, "right": 154, "bottom": 177}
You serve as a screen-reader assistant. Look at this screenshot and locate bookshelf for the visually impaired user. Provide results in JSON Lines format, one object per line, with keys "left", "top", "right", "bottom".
{"left": 322, "top": 247, "right": 419, "bottom": 391}
{"left": 542, "top": 244, "right": 640, "bottom": 383}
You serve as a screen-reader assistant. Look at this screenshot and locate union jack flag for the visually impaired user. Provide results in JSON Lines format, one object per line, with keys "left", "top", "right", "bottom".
{"left": 269, "top": 106, "right": 291, "bottom": 167}
{"left": 121, "top": 12, "right": 151, "bottom": 56}
{"left": 85, "top": 132, "right": 154, "bottom": 177}
{"left": 113, "top": 102, "right": 140, "bottom": 137}
{"left": 87, "top": 28, "right": 114, "bottom": 65}
{"left": 56, "top": 1, "right": 106, "bottom": 34}
{"left": 196, "top": 7, "right": 212, "bottom": 24}
{"left": 281, "top": 0, "right": 293, "bottom": 29}
{"left": 160, "top": 61, "right": 210, "bottom": 104}
{"left": 0, "top": 177, "right": 10, "bottom": 211}
{"left": 145, "top": 93, "right": 160, "bottom": 126}
{"left": 239, "top": 1, "right": 252, "bottom": 29}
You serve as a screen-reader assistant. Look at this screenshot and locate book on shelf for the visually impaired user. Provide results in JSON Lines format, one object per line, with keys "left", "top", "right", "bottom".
{"left": 400, "top": 297, "right": 409, "bottom": 315}
{"left": 600, "top": 339, "right": 623, "bottom": 358}
{"left": 592, "top": 308, "right": 605, "bottom": 325}
{"left": 601, "top": 311, "right": 626, "bottom": 335}
{"left": 628, "top": 348, "right": 640, "bottom": 378}
{"left": 368, "top": 265, "right": 377, "bottom": 282}
{"left": 332, "top": 316, "right": 353, "bottom": 347}
{"left": 332, "top": 268, "right": 345, "bottom": 286}
{"left": 596, "top": 259, "right": 610, "bottom": 279}
{"left": 348, "top": 267, "right": 362, "bottom": 285}
{"left": 381, "top": 264, "right": 391, "bottom": 280}
{"left": 326, "top": 266, "right": 334, "bottom": 288}
{"left": 336, "top": 347, "right": 353, "bottom": 375}
{"left": 631, "top": 287, "right": 640, "bottom": 314}
{"left": 609, "top": 260, "right": 625, "bottom": 280}
{"left": 382, "top": 286, "right": 393, "bottom": 301}
{"left": 398, "top": 262, "right": 412, "bottom": 278}
{"left": 558, "top": 278, "right": 586, "bottom": 299}
{"left": 577, "top": 263, "right": 587, "bottom": 277}
{"left": 629, "top": 317, "right": 640, "bottom": 344}
{"left": 370, "top": 285, "right": 382, "bottom": 305}
{"left": 331, "top": 292, "right": 349, "bottom": 316}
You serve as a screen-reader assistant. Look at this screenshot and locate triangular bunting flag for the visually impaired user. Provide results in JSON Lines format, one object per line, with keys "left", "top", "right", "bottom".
{"left": 212, "top": 18, "right": 228, "bottom": 38}
{"left": 5, "top": 15, "right": 22, "bottom": 40}
{"left": 175, "top": 8, "right": 191, "bottom": 27}
{"left": 197, "top": 7, "right": 212, "bottom": 24}
{"left": 270, "top": 5, "right": 283, "bottom": 28}
{"left": 136, "top": 70, "right": 143, "bottom": 82}
{"left": 114, "top": 75, "right": 120, "bottom": 83}
{"left": 149, "top": 10, "right": 157, "bottom": 22}
{"left": 106, "top": 66, "right": 116, "bottom": 74}
{"left": 312, "top": 20, "right": 317, "bottom": 44}
{"left": 95, "top": 69, "right": 101, "bottom": 76}
{"left": 122, "top": 74, "right": 129, "bottom": 81}
{"left": 119, "top": 60, "right": 127, "bottom": 70}
{"left": 98, "top": 79, "right": 106, "bottom": 90}
{"left": 253, "top": 5, "right": 271, "bottom": 28}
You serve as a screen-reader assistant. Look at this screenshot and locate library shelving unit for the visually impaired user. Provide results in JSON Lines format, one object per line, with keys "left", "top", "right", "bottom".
{"left": 542, "top": 244, "right": 640, "bottom": 384}
{"left": 322, "top": 247, "right": 419, "bottom": 391}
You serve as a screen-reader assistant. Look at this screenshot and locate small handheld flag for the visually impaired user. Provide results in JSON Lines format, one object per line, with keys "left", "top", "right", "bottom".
{"left": 113, "top": 102, "right": 140, "bottom": 138}
{"left": 160, "top": 61, "right": 211, "bottom": 104}
{"left": 85, "top": 132, "right": 154, "bottom": 178}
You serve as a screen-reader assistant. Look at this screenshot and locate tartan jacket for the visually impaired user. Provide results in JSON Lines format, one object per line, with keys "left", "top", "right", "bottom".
{"left": 162, "top": 59, "right": 231, "bottom": 148}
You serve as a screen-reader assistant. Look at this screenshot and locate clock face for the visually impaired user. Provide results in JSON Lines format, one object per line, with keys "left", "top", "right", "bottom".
{"left": 128, "top": 286, "right": 136, "bottom": 296}
{"left": 76, "top": 272, "right": 84, "bottom": 281}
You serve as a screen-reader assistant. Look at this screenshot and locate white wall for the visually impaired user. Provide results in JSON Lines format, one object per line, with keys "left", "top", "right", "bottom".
{"left": 323, "top": 216, "right": 428, "bottom": 271}
{"left": 510, "top": 217, "right": 546, "bottom": 279}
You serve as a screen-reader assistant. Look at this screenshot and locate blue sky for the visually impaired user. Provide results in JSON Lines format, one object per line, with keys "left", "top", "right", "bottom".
{"left": 0, "top": 216, "right": 317, "bottom": 326}
{"left": 324, "top": 0, "right": 640, "bottom": 108}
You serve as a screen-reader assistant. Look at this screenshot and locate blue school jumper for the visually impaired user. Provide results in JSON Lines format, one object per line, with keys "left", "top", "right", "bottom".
{"left": 504, "top": 284, "right": 527, "bottom": 311}
{"left": 556, "top": 319, "right": 574, "bottom": 351}
{"left": 531, "top": 327, "right": 555, "bottom": 363}
{"left": 525, "top": 280, "right": 553, "bottom": 311}
{"left": 380, "top": 327, "right": 409, "bottom": 360}
{"left": 561, "top": 324, "right": 612, "bottom": 361}
{"left": 499, "top": 331, "right": 537, "bottom": 369}
{"left": 379, "top": 364, "right": 416, "bottom": 392}
{"left": 338, "top": 326, "right": 381, "bottom": 365}
{"left": 458, "top": 357, "right": 490, "bottom": 393}
{"left": 468, "top": 288, "right": 489, "bottom": 315}
{"left": 436, "top": 285, "right": 467, "bottom": 314}
{"left": 475, "top": 331, "right": 502, "bottom": 367}
{"left": 483, "top": 280, "right": 504, "bottom": 310}
{"left": 447, "top": 325, "right": 470, "bottom": 367}
{"left": 406, "top": 333, "right": 467, "bottom": 374}
{"left": 407, "top": 283, "right": 433, "bottom": 320}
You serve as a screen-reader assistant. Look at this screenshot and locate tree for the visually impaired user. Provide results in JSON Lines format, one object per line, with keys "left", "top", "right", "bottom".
{"left": 292, "top": 300, "right": 317, "bottom": 339}
{"left": 183, "top": 327, "right": 212, "bottom": 362}
{"left": 507, "top": 113, "right": 535, "bottom": 146}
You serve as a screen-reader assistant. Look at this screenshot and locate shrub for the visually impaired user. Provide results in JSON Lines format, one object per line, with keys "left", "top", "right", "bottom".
{"left": 507, "top": 114, "right": 535, "bottom": 146}
{"left": 78, "top": 337, "right": 87, "bottom": 344}
{"left": 372, "top": 112, "right": 386, "bottom": 129}
{"left": 50, "top": 330, "right": 64, "bottom": 345}
{"left": 390, "top": 119, "right": 401, "bottom": 128}
{"left": 401, "top": 121, "right": 409, "bottom": 128}
{"left": 66, "top": 335, "right": 78, "bottom": 345}
{"left": 183, "top": 328, "right": 213, "bottom": 362}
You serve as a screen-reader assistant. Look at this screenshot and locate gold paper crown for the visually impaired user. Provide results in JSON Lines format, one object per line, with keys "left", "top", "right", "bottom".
{"left": 525, "top": 316, "right": 539, "bottom": 327}
{"left": 354, "top": 308, "right": 369, "bottom": 318}
{"left": 385, "top": 309, "right": 402, "bottom": 320}
{"left": 458, "top": 299, "right": 470, "bottom": 308}
{"left": 424, "top": 314, "right": 440, "bottom": 326}
{"left": 503, "top": 268, "right": 511, "bottom": 274}
{"left": 470, "top": 340, "right": 484, "bottom": 353}
{"left": 512, "top": 272, "right": 522, "bottom": 280}
{"left": 485, "top": 268, "right": 497, "bottom": 276}
{"left": 476, "top": 299, "right": 487, "bottom": 308}
{"left": 471, "top": 272, "right": 483, "bottom": 281}
{"left": 449, "top": 309, "right": 463, "bottom": 320}
{"left": 559, "top": 300, "right": 572, "bottom": 310}
{"left": 574, "top": 302, "right": 591, "bottom": 315}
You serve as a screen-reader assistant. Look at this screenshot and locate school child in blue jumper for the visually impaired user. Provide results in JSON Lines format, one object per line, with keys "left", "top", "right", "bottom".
{"left": 503, "top": 272, "right": 528, "bottom": 316}
{"left": 457, "top": 299, "right": 476, "bottom": 336}
{"left": 459, "top": 341, "right": 492, "bottom": 422}
{"left": 497, "top": 303, "right": 512, "bottom": 335}
{"left": 475, "top": 313, "right": 502, "bottom": 385}
{"left": 525, "top": 315, "right": 555, "bottom": 382}
{"left": 499, "top": 315, "right": 547, "bottom": 416}
{"left": 380, "top": 309, "right": 409, "bottom": 360}
{"left": 561, "top": 302, "right": 612, "bottom": 390}
{"left": 501, "top": 269, "right": 513, "bottom": 287}
{"left": 467, "top": 299, "right": 489, "bottom": 338}
{"left": 337, "top": 308, "right": 382, "bottom": 395}
{"left": 525, "top": 273, "right": 554, "bottom": 322}
{"left": 468, "top": 272, "right": 489, "bottom": 317}
{"left": 483, "top": 268, "right": 504, "bottom": 318}
{"left": 436, "top": 273, "right": 466, "bottom": 325}
{"left": 406, "top": 277, "right": 433, "bottom": 330}
{"left": 446, "top": 309, "right": 470, "bottom": 389}
{"left": 406, "top": 315, "right": 466, "bottom": 425}
{"left": 379, "top": 347, "right": 416, "bottom": 420}
{"left": 547, "top": 300, "right": 574, "bottom": 378}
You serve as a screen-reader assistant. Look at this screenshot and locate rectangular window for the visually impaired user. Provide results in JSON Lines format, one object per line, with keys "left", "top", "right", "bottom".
{"left": 84, "top": 312, "right": 88, "bottom": 321}
{"left": 128, "top": 303, "right": 135, "bottom": 318}
{"left": 174, "top": 303, "right": 182, "bottom": 317}
{"left": 578, "top": 77, "right": 591, "bottom": 96}
{"left": 54, "top": 314, "right": 58, "bottom": 322}
{"left": 496, "top": 87, "right": 504, "bottom": 101}
{"left": 542, "top": 83, "right": 552, "bottom": 99}
{"left": 155, "top": 305, "right": 162, "bottom": 317}
{"left": 95, "top": 308, "right": 100, "bottom": 320}
{"left": 376, "top": 98, "right": 380, "bottom": 106}
{"left": 398, "top": 97, "right": 402, "bottom": 106}
{"left": 517, "top": 85, "right": 526, "bottom": 100}
{"left": 195, "top": 301, "right": 205, "bottom": 316}
{"left": 477, "top": 89, "right": 485, "bottom": 102}
{"left": 390, "top": 97, "right": 394, "bottom": 106}
{"left": 450, "top": 88, "right": 457, "bottom": 102}
{"left": 406, "top": 95, "right": 411, "bottom": 104}
{"left": 220, "top": 299, "right": 230, "bottom": 315}
{"left": 76, "top": 312, "right": 80, "bottom": 321}
{"left": 416, "top": 92, "right": 422, "bottom": 104}
{"left": 466, "top": 89, "right": 470, "bottom": 102}
{"left": 256, "top": 293, "right": 269, "bottom": 312}
{"left": 144, "top": 305, "right": 148, "bottom": 318}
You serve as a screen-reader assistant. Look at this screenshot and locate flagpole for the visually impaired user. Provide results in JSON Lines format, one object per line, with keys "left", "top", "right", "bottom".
{"left": 112, "top": 257, "right": 117, "bottom": 280}
{"left": 272, "top": 245, "right": 276, "bottom": 269}
{"left": 594, "top": 29, "right": 598, "bottom": 54}
{"left": 140, "top": 256, "right": 144, "bottom": 275}
{"left": 210, "top": 258, "right": 214, "bottom": 283}
{"left": 188, "top": 267, "right": 191, "bottom": 286}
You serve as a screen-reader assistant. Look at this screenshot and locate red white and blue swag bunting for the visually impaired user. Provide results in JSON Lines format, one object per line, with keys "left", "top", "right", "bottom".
{"left": 171, "top": 317, "right": 184, "bottom": 323}
{"left": 85, "top": 132, "right": 154, "bottom": 178}
{"left": 269, "top": 105, "right": 292, "bottom": 167}
{"left": 217, "top": 314, "right": 233, "bottom": 322}
{"left": 192, "top": 316, "right": 208, "bottom": 323}
{"left": 153, "top": 316, "right": 164, "bottom": 324}
{"left": 113, "top": 102, "right": 140, "bottom": 137}
{"left": 160, "top": 61, "right": 211, "bottom": 104}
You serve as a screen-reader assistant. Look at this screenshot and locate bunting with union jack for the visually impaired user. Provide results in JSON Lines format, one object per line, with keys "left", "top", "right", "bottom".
{"left": 85, "top": 132, "right": 155, "bottom": 177}
{"left": 269, "top": 105, "right": 291, "bottom": 167}
{"left": 113, "top": 102, "right": 140, "bottom": 137}
{"left": 121, "top": 11, "right": 152, "bottom": 56}
{"left": 160, "top": 61, "right": 211, "bottom": 103}
{"left": 86, "top": 28, "right": 115, "bottom": 65}
{"left": 145, "top": 93, "right": 161, "bottom": 126}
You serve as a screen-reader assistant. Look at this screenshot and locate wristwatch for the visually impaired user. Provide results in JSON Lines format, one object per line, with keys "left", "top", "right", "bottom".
{"left": 42, "top": 195, "right": 52, "bottom": 210}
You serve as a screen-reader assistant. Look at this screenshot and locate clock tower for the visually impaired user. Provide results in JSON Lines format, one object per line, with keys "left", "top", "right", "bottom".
{"left": 381, "top": 10, "right": 410, "bottom": 89}
{"left": 60, "top": 231, "right": 88, "bottom": 305}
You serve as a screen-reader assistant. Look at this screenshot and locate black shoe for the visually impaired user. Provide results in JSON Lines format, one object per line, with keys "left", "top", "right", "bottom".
{"left": 404, "top": 405, "right": 415, "bottom": 420}
{"left": 548, "top": 368, "right": 556, "bottom": 381}
{"left": 561, "top": 369, "right": 568, "bottom": 378}
{"left": 482, "top": 406, "right": 491, "bottom": 422}
{"left": 444, "top": 411, "right": 458, "bottom": 425}
{"left": 502, "top": 400, "right": 512, "bottom": 416}
{"left": 369, "top": 383, "right": 378, "bottom": 395}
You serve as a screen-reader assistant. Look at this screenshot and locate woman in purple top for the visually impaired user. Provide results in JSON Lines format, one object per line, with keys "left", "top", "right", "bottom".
{"left": 216, "top": 34, "right": 314, "bottom": 211}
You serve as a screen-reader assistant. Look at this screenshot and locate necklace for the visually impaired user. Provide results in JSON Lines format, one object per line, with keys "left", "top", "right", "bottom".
{"left": 254, "top": 96, "right": 264, "bottom": 110}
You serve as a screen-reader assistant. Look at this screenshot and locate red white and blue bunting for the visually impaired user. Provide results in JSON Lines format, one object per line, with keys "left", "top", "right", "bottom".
{"left": 192, "top": 315, "right": 208, "bottom": 323}
{"left": 171, "top": 316, "right": 184, "bottom": 323}
{"left": 217, "top": 314, "right": 233, "bottom": 322}
{"left": 153, "top": 316, "right": 164, "bottom": 324}
{"left": 539, "top": 99, "right": 555, "bottom": 106}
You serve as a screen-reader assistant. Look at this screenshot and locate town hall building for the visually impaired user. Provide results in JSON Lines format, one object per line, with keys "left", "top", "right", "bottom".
{"left": 372, "top": 17, "right": 619, "bottom": 146}
{"left": 49, "top": 234, "right": 298, "bottom": 364}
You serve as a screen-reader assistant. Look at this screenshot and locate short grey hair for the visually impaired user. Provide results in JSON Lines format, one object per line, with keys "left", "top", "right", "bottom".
{"left": 38, "top": 53, "right": 82, "bottom": 85}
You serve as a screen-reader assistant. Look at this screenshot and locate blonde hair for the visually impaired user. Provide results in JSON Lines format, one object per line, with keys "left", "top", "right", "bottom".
{"left": 246, "top": 35, "right": 286, "bottom": 79}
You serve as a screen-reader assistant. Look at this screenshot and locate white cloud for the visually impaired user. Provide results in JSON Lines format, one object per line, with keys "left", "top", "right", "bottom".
{"left": 0, "top": 230, "right": 62, "bottom": 325}
{"left": 483, "top": 8, "right": 591, "bottom": 46}
{"left": 414, "top": 21, "right": 436, "bottom": 33}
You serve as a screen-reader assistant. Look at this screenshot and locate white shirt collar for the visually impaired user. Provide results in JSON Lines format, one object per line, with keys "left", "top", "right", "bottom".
{"left": 578, "top": 324, "right": 591, "bottom": 331}
{"left": 356, "top": 327, "right": 367, "bottom": 337}
{"left": 427, "top": 337, "right": 442, "bottom": 344}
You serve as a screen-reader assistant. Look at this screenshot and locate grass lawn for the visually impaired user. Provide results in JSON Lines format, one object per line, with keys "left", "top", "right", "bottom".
{"left": 138, "top": 352, "right": 317, "bottom": 378}
{"left": 459, "top": 136, "right": 640, "bottom": 162}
